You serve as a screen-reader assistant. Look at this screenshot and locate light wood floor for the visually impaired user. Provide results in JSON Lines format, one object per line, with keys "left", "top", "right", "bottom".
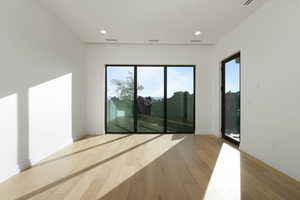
{"left": 0, "top": 134, "right": 299, "bottom": 200}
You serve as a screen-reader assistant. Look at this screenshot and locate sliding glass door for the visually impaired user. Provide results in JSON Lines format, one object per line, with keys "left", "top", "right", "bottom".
{"left": 221, "top": 53, "right": 241, "bottom": 145}
{"left": 106, "top": 66, "right": 135, "bottom": 132}
{"left": 137, "top": 67, "right": 165, "bottom": 132}
{"left": 105, "top": 65, "right": 195, "bottom": 133}
{"left": 167, "top": 67, "right": 195, "bottom": 132}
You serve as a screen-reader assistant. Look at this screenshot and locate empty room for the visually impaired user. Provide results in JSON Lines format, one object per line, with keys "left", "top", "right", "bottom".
{"left": 0, "top": 0, "right": 299, "bottom": 199}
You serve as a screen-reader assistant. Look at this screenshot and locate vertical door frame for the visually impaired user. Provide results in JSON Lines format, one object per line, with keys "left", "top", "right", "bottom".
{"left": 221, "top": 52, "right": 241, "bottom": 145}
{"left": 164, "top": 66, "right": 167, "bottom": 133}
{"left": 133, "top": 66, "right": 138, "bottom": 132}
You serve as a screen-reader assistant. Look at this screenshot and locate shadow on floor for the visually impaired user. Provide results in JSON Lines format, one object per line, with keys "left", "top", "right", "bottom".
{"left": 33, "top": 134, "right": 132, "bottom": 168}
{"left": 9, "top": 134, "right": 300, "bottom": 200}
{"left": 16, "top": 134, "right": 165, "bottom": 200}
{"left": 97, "top": 135, "right": 218, "bottom": 200}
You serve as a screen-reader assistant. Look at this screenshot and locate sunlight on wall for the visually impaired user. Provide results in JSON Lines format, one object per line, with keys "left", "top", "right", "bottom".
{"left": 29, "top": 74, "right": 72, "bottom": 164}
{"left": 0, "top": 94, "right": 18, "bottom": 182}
{"left": 204, "top": 143, "right": 241, "bottom": 200}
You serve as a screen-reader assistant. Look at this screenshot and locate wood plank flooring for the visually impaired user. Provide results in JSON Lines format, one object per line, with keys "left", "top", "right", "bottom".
{"left": 0, "top": 134, "right": 299, "bottom": 200}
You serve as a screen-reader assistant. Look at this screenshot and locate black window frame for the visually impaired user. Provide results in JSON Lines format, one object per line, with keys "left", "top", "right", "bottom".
{"left": 105, "top": 65, "right": 196, "bottom": 134}
{"left": 221, "top": 52, "right": 241, "bottom": 146}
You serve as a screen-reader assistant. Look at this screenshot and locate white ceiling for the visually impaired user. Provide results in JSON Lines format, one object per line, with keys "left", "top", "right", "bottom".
{"left": 40, "top": 0, "right": 268, "bottom": 45}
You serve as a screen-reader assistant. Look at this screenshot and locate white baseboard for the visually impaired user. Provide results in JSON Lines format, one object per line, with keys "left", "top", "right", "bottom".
{"left": 0, "top": 139, "right": 74, "bottom": 183}
{"left": 30, "top": 139, "right": 73, "bottom": 165}
{"left": 0, "top": 166, "right": 19, "bottom": 183}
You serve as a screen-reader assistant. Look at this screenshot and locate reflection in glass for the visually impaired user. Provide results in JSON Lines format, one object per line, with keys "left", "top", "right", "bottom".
{"left": 167, "top": 67, "right": 194, "bottom": 132}
{"left": 106, "top": 67, "right": 135, "bottom": 132}
{"left": 137, "top": 67, "right": 164, "bottom": 132}
{"left": 224, "top": 57, "right": 240, "bottom": 142}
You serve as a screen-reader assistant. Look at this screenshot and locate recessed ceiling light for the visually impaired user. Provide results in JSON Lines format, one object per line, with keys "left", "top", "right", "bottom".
{"left": 100, "top": 30, "right": 107, "bottom": 34}
{"left": 194, "top": 31, "right": 202, "bottom": 36}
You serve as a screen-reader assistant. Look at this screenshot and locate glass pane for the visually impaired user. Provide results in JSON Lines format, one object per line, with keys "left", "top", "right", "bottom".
{"left": 224, "top": 57, "right": 240, "bottom": 142}
{"left": 106, "top": 67, "right": 135, "bottom": 132}
{"left": 167, "top": 67, "right": 194, "bottom": 132}
{"left": 137, "top": 67, "right": 164, "bottom": 132}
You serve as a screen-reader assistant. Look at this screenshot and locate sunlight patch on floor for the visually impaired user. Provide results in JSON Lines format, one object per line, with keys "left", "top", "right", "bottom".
{"left": 204, "top": 143, "right": 241, "bottom": 200}
{"left": 95, "top": 134, "right": 186, "bottom": 199}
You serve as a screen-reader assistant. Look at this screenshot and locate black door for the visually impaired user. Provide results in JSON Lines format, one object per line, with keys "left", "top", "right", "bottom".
{"left": 221, "top": 53, "right": 241, "bottom": 145}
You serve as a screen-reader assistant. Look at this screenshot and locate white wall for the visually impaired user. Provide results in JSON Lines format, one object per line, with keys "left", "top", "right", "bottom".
{"left": 213, "top": 0, "right": 300, "bottom": 181}
{"left": 85, "top": 44, "right": 215, "bottom": 134}
{"left": 1, "top": 0, "right": 299, "bottom": 185}
{"left": 0, "top": 0, "right": 85, "bottom": 182}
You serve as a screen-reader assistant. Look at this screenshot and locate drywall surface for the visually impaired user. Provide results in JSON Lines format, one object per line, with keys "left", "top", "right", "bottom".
{"left": 84, "top": 44, "right": 215, "bottom": 135}
{"left": 0, "top": 0, "right": 84, "bottom": 182}
{"left": 213, "top": 0, "right": 300, "bottom": 180}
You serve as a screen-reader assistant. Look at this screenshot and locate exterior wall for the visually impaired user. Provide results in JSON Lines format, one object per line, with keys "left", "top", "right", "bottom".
{"left": 85, "top": 44, "right": 215, "bottom": 134}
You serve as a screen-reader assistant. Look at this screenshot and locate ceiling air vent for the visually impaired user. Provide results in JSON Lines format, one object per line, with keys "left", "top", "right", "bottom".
{"left": 190, "top": 40, "right": 202, "bottom": 43}
{"left": 106, "top": 38, "right": 118, "bottom": 42}
{"left": 148, "top": 39, "right": 160, "bottom": 42}
{"left": 243, "top": 0, "right": 255, "bottom": 6}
